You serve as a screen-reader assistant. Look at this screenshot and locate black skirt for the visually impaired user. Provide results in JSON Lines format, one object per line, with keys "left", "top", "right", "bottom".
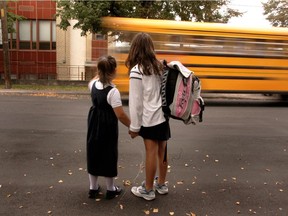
{"left": 139, "top": 120, "right": 171, "bottom": 141}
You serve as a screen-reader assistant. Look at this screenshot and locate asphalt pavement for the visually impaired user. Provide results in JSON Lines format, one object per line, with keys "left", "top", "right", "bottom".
{"left": 0, "top": 90, "right": 287, "bottom": 216}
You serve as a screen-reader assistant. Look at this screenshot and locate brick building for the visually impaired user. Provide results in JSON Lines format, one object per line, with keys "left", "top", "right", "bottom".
{"left": 0, "top": 0, "right": 107, "bottom": 81}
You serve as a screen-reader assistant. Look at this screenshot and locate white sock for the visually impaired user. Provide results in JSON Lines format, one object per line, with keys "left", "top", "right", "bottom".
{"left": 89, "top": 174, "right": 99, "bottom": 190}
{"left": 105, "top": 177, "right": 115, "bottom": 191}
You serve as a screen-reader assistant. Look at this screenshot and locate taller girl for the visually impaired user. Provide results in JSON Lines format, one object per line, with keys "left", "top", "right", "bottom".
{"left": 126, "top": 33, "right": 171, "bottom": 201}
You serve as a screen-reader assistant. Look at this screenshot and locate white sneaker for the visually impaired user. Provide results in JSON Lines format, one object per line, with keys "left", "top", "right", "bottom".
{"left": 131, "top": 182, "right": 155, "bottom": 201}
{"left": 154, "top": 177, "right": 168, "bottom": 195}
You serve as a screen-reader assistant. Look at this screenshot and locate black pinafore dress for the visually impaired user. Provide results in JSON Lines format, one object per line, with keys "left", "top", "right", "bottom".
{"left": 86, "top": 84, "right": 118, "bottom": 177}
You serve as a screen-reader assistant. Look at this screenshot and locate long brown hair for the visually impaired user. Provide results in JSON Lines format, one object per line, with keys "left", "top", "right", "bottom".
{"left": 97, "top": 55, "right": 117, "bottom": 85}
{"left": 125, "top": 32, "right": 162, "bottom": 76}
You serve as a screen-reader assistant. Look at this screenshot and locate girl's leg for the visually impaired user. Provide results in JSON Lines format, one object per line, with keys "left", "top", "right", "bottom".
{"left": 88, "top": 174, "right": 99, "bottom": 190}
{"left": 105, "top": 177, "right": 115, "bottom": 191}
{"left": 144, "top": 139, "right": 158, "bottom": 191}
{"left": 157, "top": 140, "right": 168, "bottom": 185}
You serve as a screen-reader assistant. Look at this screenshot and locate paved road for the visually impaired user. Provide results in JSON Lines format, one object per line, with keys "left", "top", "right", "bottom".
{"left": 0, "top": 93, "right": 288, "bottom": 216}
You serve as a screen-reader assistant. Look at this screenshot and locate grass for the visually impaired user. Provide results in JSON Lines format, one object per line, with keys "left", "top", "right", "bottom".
{"left": 0, "top": 84, "right": 89, "bottom": 92}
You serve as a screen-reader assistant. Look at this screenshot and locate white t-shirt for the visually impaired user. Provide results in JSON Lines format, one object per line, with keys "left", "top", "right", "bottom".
{"left": 129, "top": 64, "right": 166, "bottom": 132}
{"left": 88, "top": 79, "right": 122, "bottom": 108}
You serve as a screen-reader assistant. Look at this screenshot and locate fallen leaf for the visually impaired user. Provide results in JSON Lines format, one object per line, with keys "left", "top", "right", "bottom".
{"left": 47, "top": 211, "right": 52, "bottom": 214}
{"left": 153, "top": 208, "right": 158, "bottom": 213}
{"left": 58, "top": 180, "right": 63, "bottom": 183}
{"left": 169, "top": 212, "right": 175, "bottom": 215}
{"left": 123, "top": 180, "right": 131, "bottom": 186}
{"left": 144, "top": 210, "right": 150, "bottom": 215}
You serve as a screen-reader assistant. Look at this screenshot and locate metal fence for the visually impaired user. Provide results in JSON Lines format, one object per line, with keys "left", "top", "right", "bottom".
{"left": 1, "top": 65, "right": 96, "bottom": 82}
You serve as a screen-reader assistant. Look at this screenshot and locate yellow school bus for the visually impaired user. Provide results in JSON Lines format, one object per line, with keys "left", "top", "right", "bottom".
{"left": 101, "top": 17, "right": 288, "bottom": 97}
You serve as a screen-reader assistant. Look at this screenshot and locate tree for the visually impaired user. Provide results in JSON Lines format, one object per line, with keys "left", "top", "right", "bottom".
{"left": 56, "top": 0, "right": 242, "bottom": 36}
{"left": 263, "top": 0, "right": 288, "bottom": 27}
{"left": 1, "top": 1, "right": 25, "bottom": 89}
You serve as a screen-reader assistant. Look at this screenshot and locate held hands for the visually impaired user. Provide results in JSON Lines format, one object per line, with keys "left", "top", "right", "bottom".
{"left": 129, "top": 130, "right": 139, "bottom": 139}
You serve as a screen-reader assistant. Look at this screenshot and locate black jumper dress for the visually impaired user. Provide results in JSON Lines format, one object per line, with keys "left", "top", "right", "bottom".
{"left": 86, "top": 84, "right": 118, "bottom": 177}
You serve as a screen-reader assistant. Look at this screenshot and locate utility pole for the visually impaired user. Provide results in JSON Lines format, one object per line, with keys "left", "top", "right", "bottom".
{"left": 1, "top": 1, "right": 12, "bottom": 89}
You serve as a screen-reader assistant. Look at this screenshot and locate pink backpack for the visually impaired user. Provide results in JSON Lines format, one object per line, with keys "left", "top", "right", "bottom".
{"left": 161, "top": 60, "right": 205, "bottom": 125}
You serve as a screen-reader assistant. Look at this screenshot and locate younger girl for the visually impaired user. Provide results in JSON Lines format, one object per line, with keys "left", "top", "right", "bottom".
{"left": 87, "top": 55, "right": 130, "bottom": 200}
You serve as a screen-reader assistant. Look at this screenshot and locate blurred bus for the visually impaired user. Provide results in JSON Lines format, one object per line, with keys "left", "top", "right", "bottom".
{"left": 101, "top": 17, "right": 288, "bottom": 98}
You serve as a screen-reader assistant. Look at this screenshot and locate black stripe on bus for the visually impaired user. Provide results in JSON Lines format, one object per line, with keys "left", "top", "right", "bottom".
{"left": 198, "top": 75, "right": 270, "bottom": 80}
{"left": 166, "top": 27, "right": 288, "bottom": 39}
{"left": 185, "top": 64, "right": 288, "bottom": 71}
{"left": 156, "top": 51, "right": 288, "bottom": 59}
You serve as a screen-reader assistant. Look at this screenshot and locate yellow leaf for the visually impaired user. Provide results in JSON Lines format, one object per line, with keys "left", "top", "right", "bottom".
{"left": 123, "top": 180, "right": 131, "bottom": 186}
{"left": 144, "top": 210, "right": 150, "bottom": 215}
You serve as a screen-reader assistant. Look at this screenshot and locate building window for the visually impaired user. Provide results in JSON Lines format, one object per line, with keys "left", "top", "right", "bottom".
{"left": 39, "top": 20, "right": 51, "bottom": 50}
{"left": 8, "top": 23, "right": 17, "bottom": 49}
{"left": 19, "top": 20, "right": 31, "bottom": 49}
{"left": 52, "top": 21, "right": 56, "bottom": 50}
{"left": 17, "top": 20, "right": 56, "bottom": 50}
{"left": 92, "top": 34, "right": 106, "bottom": 40}
{"left": 32, "top": 21, "right": 37, "bottom": 49}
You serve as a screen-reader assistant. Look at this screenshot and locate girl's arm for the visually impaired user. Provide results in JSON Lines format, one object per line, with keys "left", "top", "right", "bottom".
{"left": 113, "top": 106, "right": 130, "bottom": 127}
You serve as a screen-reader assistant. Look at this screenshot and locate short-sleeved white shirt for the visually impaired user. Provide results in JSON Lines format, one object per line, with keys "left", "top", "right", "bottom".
{"left": 88, "top": 79, "right": 122, "bottom": 108}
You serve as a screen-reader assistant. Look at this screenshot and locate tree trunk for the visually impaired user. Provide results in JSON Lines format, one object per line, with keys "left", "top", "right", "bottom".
{"left": 1, "top": 1, "right": 12, "bottom": 89}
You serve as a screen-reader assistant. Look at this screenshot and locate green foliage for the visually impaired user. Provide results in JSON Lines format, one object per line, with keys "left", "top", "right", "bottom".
{"left": 4, "top": 0, "right": 26, "bottom": 33}
{"left": 56, "top": 0, "right": 243, "bottom": 36}
{"left": 7, "top": 11, "right": 25, "bottom": 33}
{"left": 263, "top": 0, "right": 288, "bottom": 27}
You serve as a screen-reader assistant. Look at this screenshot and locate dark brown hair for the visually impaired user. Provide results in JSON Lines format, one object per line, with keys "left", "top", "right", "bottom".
{"left": 97, "top": 55, "right": 117, "bottom": 85}
{"left": 125, "top": 32, "right": 162, "bottom": 76}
